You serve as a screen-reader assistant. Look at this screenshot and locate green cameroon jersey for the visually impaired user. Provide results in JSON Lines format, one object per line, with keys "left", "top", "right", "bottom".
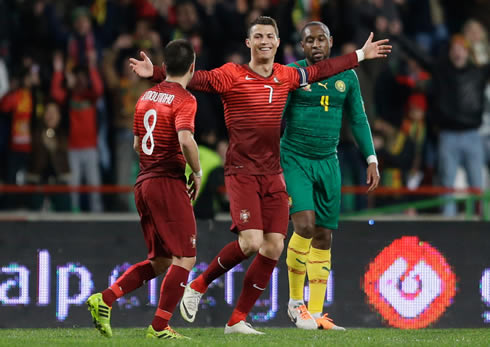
{"left": 281, "top": 59, "right": 376, "bottom": 160}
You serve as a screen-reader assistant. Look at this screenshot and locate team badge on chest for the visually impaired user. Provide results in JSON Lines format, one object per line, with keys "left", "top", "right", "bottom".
{"left": 240, "top": 209, "right": 250, "bottom": 223}
{"left": 335, "top": 80, "right": 346, "bottom": 92}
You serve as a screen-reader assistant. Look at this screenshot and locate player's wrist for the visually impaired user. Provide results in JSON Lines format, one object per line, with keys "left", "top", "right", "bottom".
{"left": 356, "top": 49, "right": 365, "bottom": 62}
{"left": 367, "top": 155, "right": 378, "bottom": 165}
{"left": 193, "top": 169, "right": 203, "bottom": 178}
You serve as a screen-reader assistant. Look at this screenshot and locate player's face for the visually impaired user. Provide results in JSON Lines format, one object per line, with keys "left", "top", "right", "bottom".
{"left": 302, "top": 25, "right": 332, "bottom": 64}
{"left": 246, "top": 24, "right": 280, "bottom": 62}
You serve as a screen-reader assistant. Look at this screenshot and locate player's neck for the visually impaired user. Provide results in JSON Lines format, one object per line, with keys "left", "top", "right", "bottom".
{"left": 248, "top": 59, "right": 274, "bottom": 78}
{"left": 165, "top": 76, "right": 188, "bottom": 89}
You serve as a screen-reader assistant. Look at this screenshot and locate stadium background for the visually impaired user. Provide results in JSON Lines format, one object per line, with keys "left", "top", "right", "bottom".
{"left": 0, "top": 0, "right": 489, "bottom": 330}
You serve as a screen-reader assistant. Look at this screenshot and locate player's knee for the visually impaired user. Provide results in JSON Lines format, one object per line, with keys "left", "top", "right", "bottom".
{"left": 150, "top": 257, "right": 172, "bottom": 275}
{"left": 312, "top": 228, "right": 332, "bottom": 249}
{"left": 239, "top": 233, "right": 264, "bottom": 256}
{"left": 261, "top": 238, "right": 284, "bottom": 259}
{"left": 295, "top": 221, "right": 315, "bottom": 238}
{"left": 173, "top": 256, "right": 196, "bottom": 271}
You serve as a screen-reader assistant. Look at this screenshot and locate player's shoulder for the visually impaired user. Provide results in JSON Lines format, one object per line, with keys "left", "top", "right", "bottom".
{"left": 274, "top": 62, "right": 300, "bottom": 79}
{"left": 219, "top": 62, "right": 243, "bottom": 74}
{"left": 324, "top": 68, "right": 357, "bottom": 83}
{"left": 274, "top": 62, "right": 294, "bottom": 71}
{"left": 169, "top": 82, "right": 194, "bottom": 99}
{"left": 343, "top": 68, "right": 359, "bottom": 80}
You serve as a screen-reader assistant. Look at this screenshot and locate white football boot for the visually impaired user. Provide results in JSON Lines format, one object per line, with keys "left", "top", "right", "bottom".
{"left": 179, "top": 280, "right": 204, "bottom": 323}
{"left": 287, "top": 302, "right": 318, "bottom": 330}
{"left": 224, "top": 321, "right": 265, "bottom": 335}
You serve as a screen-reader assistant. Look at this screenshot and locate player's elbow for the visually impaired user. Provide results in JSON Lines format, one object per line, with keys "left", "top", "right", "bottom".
{"left": 178, "top": 130, "right": 195, "bottom": 150}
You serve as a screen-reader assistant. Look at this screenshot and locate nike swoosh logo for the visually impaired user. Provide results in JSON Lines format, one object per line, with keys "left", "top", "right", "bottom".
{"left": 245, "top": 75, "right": 256, "bottom": 80}
{"left": 182, "top": 301, "right": 194, "bottom": 320}
{"left": 253, "top": 284, "right": 266, "bottom": 291}
{"left": 288, "top": 308, "right": 297, "bottom": 323}
{"left": 217, "top": 257, "right": 227, "bottom": 270}
{"left": 296, "top": 258, "right": 306, "bottom": 265}
{"left": 322, "top": 266, "right": 331, "bottom": 272}
{"left": 180, "top": 282, "right": 187, "bottom": 288}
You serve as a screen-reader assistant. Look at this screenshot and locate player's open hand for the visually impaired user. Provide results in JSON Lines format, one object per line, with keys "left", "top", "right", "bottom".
{"left": 129, "top": 51, "right": 154, "bottom": 78}
{"left": 361, "top": 32, "right": 392, "bottom": 60}
{"left": 366, "top": 163, "right": 380, "bottom": 193}
{"left": 188, "top": 173, "right": 202, "bottom": 201}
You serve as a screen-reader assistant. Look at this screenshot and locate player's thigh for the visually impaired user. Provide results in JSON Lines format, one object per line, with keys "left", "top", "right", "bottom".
{"left": 261, "top": 174, "right": 289, "bottom": 237}
{"left": 140, "top": 177, "right": 197, "bottom": 258}
{"left": 225, "top": 174, "right": 263, "bottom": 232}
{"left": 281, "top": 150, "right": 315, "bottom": 214}
{"left": 312, "top": 158, "right": 341, "bottom": 230}
{"left": 134, "top": 182, "right": 168, "bottom": 259}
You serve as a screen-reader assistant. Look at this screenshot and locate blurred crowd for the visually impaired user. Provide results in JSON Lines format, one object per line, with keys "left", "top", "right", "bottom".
{"left": 0, "top": 0, "right": 489, "bottom": 217}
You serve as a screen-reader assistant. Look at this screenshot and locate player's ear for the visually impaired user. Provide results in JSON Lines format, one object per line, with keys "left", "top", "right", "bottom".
{"left": 329, "top": 36, "right": 333, "bottom": 49}
{"left": 245, "top": 38, "right": 251, "bottom": 48}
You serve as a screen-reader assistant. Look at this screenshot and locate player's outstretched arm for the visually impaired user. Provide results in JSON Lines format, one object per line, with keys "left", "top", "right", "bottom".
{"left": 295, "top": 33, "right": 392, "bottom": 89}
{"left": 129, "top": 51, "right": 232, "bottom": 93}
{"left": 361, "top": 32, "right": 391, "bottom": 60}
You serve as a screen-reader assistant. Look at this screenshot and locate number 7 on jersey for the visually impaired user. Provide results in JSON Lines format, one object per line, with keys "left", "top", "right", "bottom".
{"left": 264, "top": 85, "right": 273, "bottom": 103}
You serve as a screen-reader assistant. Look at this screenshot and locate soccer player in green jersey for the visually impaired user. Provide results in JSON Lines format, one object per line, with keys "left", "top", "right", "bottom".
{"left": 282, "top": 22, "right": 380, "bottom": 330}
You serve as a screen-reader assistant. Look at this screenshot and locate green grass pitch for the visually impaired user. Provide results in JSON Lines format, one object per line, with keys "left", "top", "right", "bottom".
{"left": 1, "top": 328, "right": 489, "bottom": 346}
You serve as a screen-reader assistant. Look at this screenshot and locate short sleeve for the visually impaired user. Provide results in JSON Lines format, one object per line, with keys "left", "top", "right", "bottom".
{"left": 175, "top": 95, "right": 197, "bottom": 133}
{"left": 282, "top": 65, "right": 306, "bottom": 91}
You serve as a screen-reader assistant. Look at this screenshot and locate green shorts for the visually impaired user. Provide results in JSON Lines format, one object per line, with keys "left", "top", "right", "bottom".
{"left": 281, "top": 149, "right": 341, "bottom": 230}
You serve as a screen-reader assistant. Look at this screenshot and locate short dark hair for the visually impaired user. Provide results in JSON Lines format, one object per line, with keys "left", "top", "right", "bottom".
{"left": 248, "top": 16, "right": 279, "bottom": 38}
{"left": 163, "top": 39, "right": 195, "bottom": 77}
{"left": 300, "top": 21, "right": 330, "bottom": 40}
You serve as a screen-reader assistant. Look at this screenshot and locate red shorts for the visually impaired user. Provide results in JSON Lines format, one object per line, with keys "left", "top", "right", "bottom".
{"left": 225, "top": 174, "right": 289, "bottom": 237}
{"left": 134, "top": 176, "right": 197, "bottom": 258}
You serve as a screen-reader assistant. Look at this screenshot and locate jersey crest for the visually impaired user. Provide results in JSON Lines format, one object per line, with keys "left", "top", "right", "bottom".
{"left": 335, "top": 80, "right": 346, "bottom": 92}
{"left": 240, "top": 209, "right": 250, "bottom": 223}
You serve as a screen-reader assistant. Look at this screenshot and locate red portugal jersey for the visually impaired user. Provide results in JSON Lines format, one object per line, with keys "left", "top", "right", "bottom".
{"left": 152, "top": 52, "right": 358, "bottom": 175}
{"left": 133, "top": 81, "right": 197, "bottom": 184}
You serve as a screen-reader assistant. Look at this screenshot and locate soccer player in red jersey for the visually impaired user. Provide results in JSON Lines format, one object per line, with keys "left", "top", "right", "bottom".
{"left": 86, "top": 39, "right": 202, "bottom": 340}
{"left": 130, "top": 16, "right": 391, "bottom": 335}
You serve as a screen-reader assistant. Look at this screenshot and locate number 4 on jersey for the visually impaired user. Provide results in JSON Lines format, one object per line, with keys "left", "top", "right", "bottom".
{"left": 320, "top": 95, "right": 329, "bottom": 112}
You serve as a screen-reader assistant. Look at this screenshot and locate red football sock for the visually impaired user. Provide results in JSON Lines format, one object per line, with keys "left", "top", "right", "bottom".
{"left": 191, "top": 241, "right": 247, "bottom": 293}
{"left": 152, "top": 265, "right": 189, "bottom": 331}
{"left": 102, "top": 260, "right": 156, "bottom": 307}
{"left": 228, "top": 253, "right": 277, "bottom": 326}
